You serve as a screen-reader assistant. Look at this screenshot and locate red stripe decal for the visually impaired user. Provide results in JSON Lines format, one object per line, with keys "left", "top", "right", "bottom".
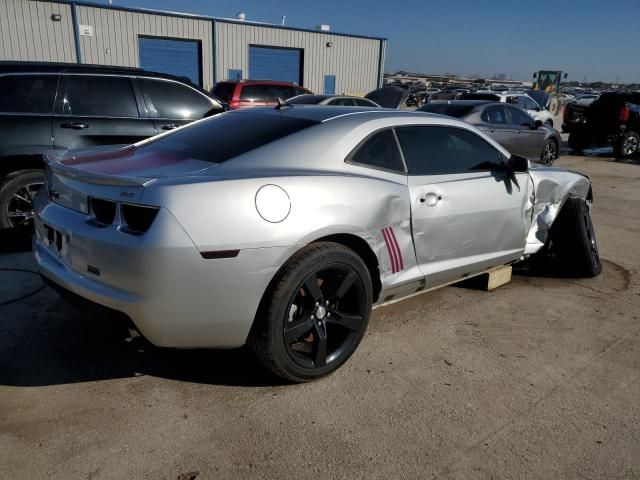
{"left": 388, "top": 227, "right": 404, "bottom": 271}
{"left": 381, "top": 228, "right": 397, "bottom": 273}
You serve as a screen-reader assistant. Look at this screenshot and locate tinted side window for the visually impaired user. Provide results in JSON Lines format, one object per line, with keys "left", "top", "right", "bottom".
{"left": 329, "top": 98, "right": 354, "bottom": 106}
{"left": 505, "top": 106, "right": 533, "bottom": 126}
{"left": 522, "top": 96, "right": 538, "bottom": 110}
{"left": 482, "top": 106, "right": 508, "bottom": 125}
{"left": 64, "top": 75, "right": 138, "bottom": 117}
{"left": 396, "top": 126, "right": 502, "bottom": 175}
{"left": 239, "top": 85, "right": 295, "bottom": 101}
{"left": 349, "top": 130, "right": 405, "bottom": 173}
{"left": 211, "top": 82, "right": 235, "bottom": 102}
{"left": 139, "top": 78, "right": 213, "bottom": 119}
{"left": 354, "top": 98, "right": 377, "bottom": 107}
{"left": 0, "top": 75, "right": 58, "bottom": 114}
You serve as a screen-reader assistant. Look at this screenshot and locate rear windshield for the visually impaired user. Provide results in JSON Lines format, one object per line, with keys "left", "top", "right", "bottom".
{"left": 211, "top": 82, "right": 235, "bottom": 102}
{"left": 137, "top": 112, "right": 318, "bottom": 163}
{"left": 239, "top": 84, "right": 296, "bottom": 101}
{"left": 419, "top": 104, "right": 475, "bottom": 117}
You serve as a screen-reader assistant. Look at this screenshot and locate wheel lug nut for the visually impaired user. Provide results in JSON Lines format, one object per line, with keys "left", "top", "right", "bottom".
{"left": 311, "top": 315, "right": 314, "bottom": 319}
{"left": 325, "top": 300, "right": 329, "bottom": 305}
{"left": 317, "top": 322, "right": 322, "bottom": 326}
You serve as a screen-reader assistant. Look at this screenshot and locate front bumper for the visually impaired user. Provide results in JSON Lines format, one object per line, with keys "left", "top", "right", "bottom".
{"left": 34, "top": 194, "right": 294, "bottom": 348}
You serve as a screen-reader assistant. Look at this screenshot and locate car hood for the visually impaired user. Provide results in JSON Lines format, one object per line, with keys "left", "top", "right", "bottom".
{"left": 364, "top": 86, "right": 409, "bottom": 109}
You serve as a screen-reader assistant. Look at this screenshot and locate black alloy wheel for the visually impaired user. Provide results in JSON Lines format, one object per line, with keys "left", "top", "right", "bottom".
{"left": 0, "top": 170, "right": 45, "bottom": 230}
{"left": 283, "top": 264, "right": 367, "bottom": 369}
{"left": 249, "top": 242, "right": 373, "bottom": 382}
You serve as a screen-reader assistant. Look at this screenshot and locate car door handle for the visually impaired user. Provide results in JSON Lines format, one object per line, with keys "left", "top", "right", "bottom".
{"left": 60, "top": 122, "right": 89, "bottom": 130}
{"left": 419, "top": 192, "right": 443, "bottom": 206}
{"left": 161, "top": 124, "right": 179, "bottom": 130}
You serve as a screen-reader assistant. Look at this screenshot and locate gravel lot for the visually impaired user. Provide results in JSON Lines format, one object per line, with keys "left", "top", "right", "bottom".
{"left": 1, "top": 148, "right": 639, "bottom": 480}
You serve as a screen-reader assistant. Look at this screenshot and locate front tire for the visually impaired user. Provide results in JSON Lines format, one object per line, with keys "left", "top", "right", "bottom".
{"left": 546, "top": 197, "right": 602, "bottom": 277}
{"left": 0, "top": 169, "right": 44, "bottom": 230}
{"left": 249, "top": 242, "right": 373, "bottom": 382}
{"left": 614, "top": 131, "right": 639, "bottom": 158}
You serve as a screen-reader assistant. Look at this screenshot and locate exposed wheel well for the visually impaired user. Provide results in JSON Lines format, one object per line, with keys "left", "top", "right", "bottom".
{"left": 545, "top": 119, "right": 553, "bottom": 127}
{"left": 0, "top": 155, "right": 45, "bottom": 181}
{"left": 313, "top": 233, "right": 382, "bottom": 302}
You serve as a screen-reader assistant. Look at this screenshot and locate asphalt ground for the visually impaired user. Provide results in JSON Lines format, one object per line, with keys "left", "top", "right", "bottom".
{"left": 0, "top": 146, "right": 639, "bottom": 479}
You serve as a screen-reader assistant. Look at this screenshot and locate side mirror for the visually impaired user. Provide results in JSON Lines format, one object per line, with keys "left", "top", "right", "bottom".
{"left": 507, "top": 154, "right": 529, "bottom": 172}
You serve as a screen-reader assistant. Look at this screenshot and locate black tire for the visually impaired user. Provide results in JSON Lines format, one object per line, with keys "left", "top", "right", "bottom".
{"left": 248, "top": 242, "right": 373, "bottom": 383}
{"left": 613, "top": 131, "right": 639, "bottom": 158}
{"left": 0, "top": 169, "right": 44, "bottom": 230}
{"left": 544, "top": 120, "right": 553, "bottom": 128}
{"left": 544, "top": 197, "right": 602, "bottom": 277}
{"left": 568, "top": 133, "right": 587, "bottom": 152}
{"left": 540, "top": 138, "right": 558, "bottom": 166}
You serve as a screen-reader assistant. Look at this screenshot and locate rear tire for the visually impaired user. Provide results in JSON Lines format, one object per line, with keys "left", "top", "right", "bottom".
{"left": 0, "top": 169, "right": 44, "bottom": 230}
{"left": 248, "top": 242, "right": 373, "bottom": 383}
{"left": 540, "top": 139, "right": 558, "bottom": 165}
{"left": 544, "top": 119, "right": 553, "bottom": 128}
{"left": 613, "top": 131, "right": 639, "bottom": 158}
{"left": 543, "top": 197, "right": 602, "bottom": 277}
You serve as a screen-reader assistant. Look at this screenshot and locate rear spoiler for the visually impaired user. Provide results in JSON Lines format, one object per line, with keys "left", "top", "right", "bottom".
{"left": 45, "top": 147, "right": 156, "bottom": 188}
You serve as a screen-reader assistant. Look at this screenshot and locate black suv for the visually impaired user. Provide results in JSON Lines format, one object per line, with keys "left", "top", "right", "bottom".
{"left": 566, "top": 91, "right": 640, "bottom": 158}
{"left": 0, "top": 62, "right": 225, "bottom": 231}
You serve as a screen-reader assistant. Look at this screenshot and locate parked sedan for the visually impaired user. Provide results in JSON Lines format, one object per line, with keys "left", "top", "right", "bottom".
{"left": 288, "top": 94, "right": 380, "bottom": 107}
{"left": 419, "top": 100, "right": 562, "bottom": 165}
{"left": 35, "top": 106, "right": 599, "bottom": 382}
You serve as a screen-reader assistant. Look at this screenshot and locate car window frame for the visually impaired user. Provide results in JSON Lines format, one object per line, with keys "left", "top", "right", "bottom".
{"left": 394, "top": 124, "right": 506, "bottom": 176}
{"left": 481, "top": 105, "right": 509, "bottom": 125}
{"left": 0, "top": 72, "right": 61, "bottom": 116}
{"left": 345, "top": 127, "right": 408, "bottom": 176}
{"left": 503, "top": 105, "right": 533, "bottom": 127}
{"left": 55, "top": 73, "right": 144, "bottom": 119}
{"left": 137, "top": 76, "right": 216, "bottom": 120}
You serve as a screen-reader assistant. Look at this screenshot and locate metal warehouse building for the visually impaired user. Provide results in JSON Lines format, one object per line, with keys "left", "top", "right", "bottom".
{"left": 0, "top": 0, "right": 386, "bottom": 94}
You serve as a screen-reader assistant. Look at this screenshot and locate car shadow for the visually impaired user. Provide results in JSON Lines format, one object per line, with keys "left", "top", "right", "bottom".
{"left": 0, "top": 295, "right": 286, "bottom": 388}
{"left": 0, "top": 228, "right": 33, "bottom": 253}
{"left": 560, "top": 140, "right": 640, "bottom": 164}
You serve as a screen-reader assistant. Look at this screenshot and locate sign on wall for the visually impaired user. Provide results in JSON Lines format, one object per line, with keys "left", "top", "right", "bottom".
{"left": 79, "top": 25, "right": 94, "bottom": 37}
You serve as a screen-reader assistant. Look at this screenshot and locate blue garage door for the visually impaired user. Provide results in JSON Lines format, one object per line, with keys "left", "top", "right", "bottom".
{"left": 249, "top": 46, "right": 302, "bottom": 84}
{"left": 139, "top": 37, "right": 202, "bottom": 86}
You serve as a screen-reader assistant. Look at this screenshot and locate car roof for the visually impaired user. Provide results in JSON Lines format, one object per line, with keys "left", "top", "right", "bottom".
{"left": 0, "top": 61, "right": 207, "bottom": 92}
{"left": 427, "top": 100, "right": 492, "bottom": 107}
{"left": 228, "top": 104, "right": 441, "bottom": 124}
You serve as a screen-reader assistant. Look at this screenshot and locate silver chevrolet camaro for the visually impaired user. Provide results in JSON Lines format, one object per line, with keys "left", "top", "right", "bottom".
{"left": 34, "top": 106, "right": 601, "bottom": 382}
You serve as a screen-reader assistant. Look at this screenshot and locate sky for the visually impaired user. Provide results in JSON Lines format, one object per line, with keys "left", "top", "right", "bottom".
{"left": 86, "top": 0, "right": 640, "bottom": 83}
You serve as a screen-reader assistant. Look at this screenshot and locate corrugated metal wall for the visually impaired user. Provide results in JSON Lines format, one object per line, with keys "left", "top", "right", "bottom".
{"left": 0, "top": 1, "right": 384, "bottom": 95}
{"left": 76, "top": 5, "right": 214, "bottom": 88}
{"left": 215, "top": 21, "right": 382, "bottom": 95}
{"left": 0, "top": 0, "right": 76, "bottom": 63}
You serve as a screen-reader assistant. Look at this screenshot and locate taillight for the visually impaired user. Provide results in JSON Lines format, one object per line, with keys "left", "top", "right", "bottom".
{"left": 121, "top": 204, "right": 159, "bottom": 234}
{"left": 619, "top": 105, "right": 630, "bottom": 123}
{"left": 90, "top": 197, "right": 117, "bottom": 225}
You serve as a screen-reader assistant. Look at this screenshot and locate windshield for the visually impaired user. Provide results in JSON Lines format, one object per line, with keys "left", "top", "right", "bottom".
{"left": 137, "top": 112, "right": 318, "bottom": 163}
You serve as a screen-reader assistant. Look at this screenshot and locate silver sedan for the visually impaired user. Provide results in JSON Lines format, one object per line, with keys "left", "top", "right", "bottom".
{"left": 34, "top": 106, "right": 601, "bottom": 382}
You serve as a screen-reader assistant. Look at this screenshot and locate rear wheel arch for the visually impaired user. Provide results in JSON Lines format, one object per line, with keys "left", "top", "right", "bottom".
{"left": 0, "top": 154, "right": 45, "bottom": 180}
